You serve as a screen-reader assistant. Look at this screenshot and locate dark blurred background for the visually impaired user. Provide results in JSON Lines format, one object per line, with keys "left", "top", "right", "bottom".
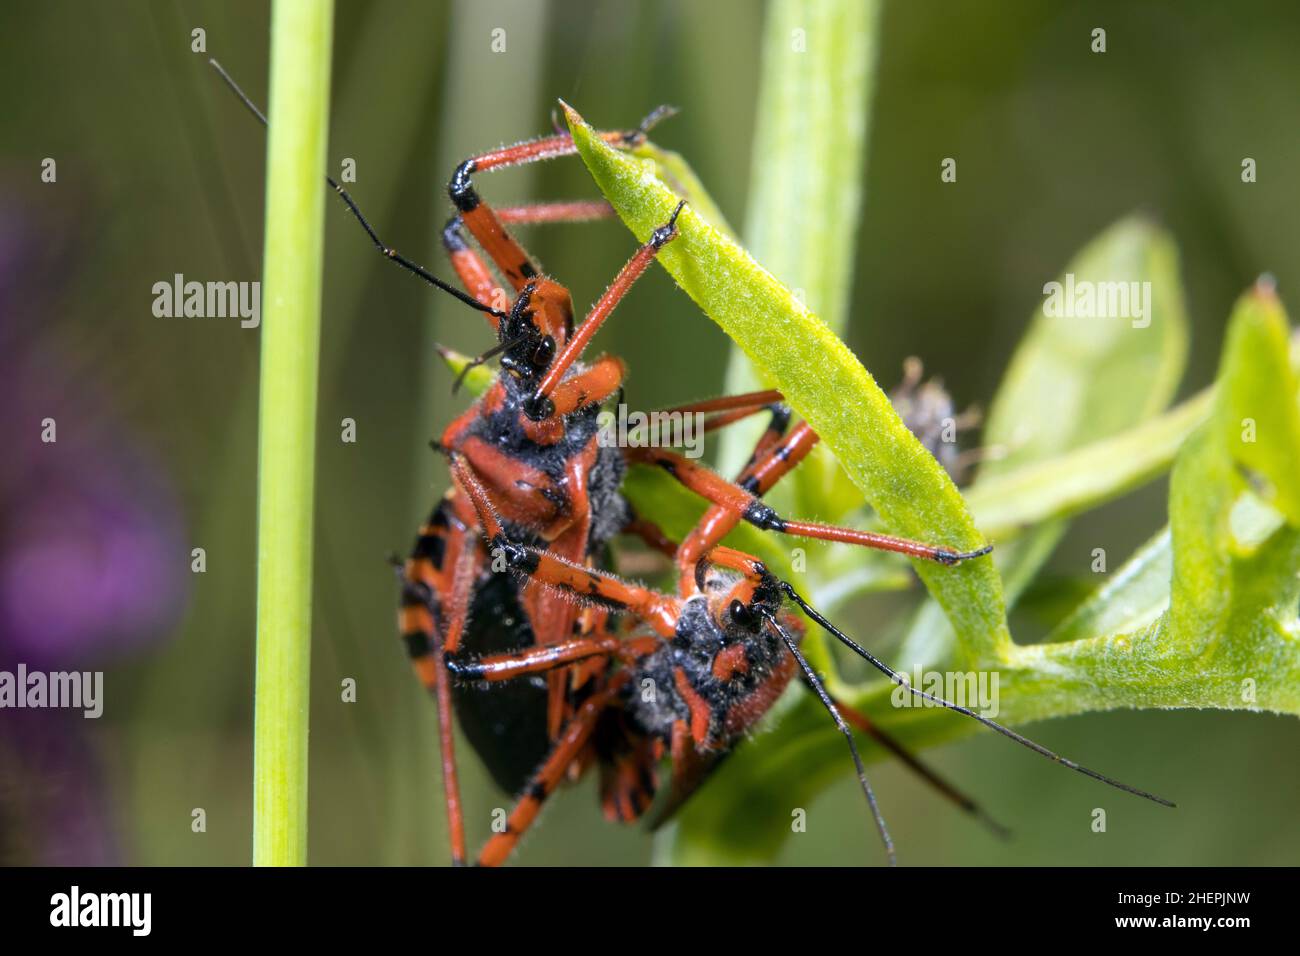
{"left": 2, "top": 0, "right": 1297, "bottom": 865}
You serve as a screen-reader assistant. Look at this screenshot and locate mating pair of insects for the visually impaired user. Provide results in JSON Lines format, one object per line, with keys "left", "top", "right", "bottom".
{"left": 213, "top": 62, "right": 1173, "bottom": 866}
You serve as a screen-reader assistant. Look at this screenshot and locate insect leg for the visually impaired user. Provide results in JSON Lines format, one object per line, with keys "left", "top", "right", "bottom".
{"left": 630, "top": 429, "right": 993, "bottom": 579}
{"left": 530, "top": 201, "right": 686, "bottom": 406}
{"left": 476, "top": 673, "right": 631, "bottom": 866}
{"left": 541, "top": 354, "right": 625, "bottom": 419}
{"left": 438, "top": 202, "right": 619, "bottom": 316}
{"left": 621, "top": 517, "right": 679, "bottom": 558}
{"left": 496, "top": 200, "right": 615, "bottom": 225}
{"left": 637, "top": 389, "right": 789, "bottom": 447}
{"left": 440, "top": 217, "right": 502, "bottom": 321}
{"left": 448, "top": 108, "right": 673, "bottom": 292}
{"left": 397, "top": 504, "right": 482, "bottom": 866}
{"left": 448, "top": 634, "right": 658, "bottom": 683}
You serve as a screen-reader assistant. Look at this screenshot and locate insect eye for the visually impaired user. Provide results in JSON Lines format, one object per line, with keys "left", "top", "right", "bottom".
{"left": 531, "top": 336, "right": 556, "bottom": 369}
{"left": 729, "top": 599, "right": 758, "bottom": 631}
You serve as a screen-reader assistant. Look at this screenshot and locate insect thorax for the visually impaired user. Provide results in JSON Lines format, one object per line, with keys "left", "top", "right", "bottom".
{"left": 624, "top": 592, "right": 793, "bottom": 750}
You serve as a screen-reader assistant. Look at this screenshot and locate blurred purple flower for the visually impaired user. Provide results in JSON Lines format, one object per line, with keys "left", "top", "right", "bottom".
{"left": 0, "top": 199, "right": 187, "bottom": 863}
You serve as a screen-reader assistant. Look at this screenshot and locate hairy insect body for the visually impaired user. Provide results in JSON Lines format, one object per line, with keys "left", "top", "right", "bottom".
{"left": 416, "top": 358, "right": 629, "bottom": 793}
{"left": 626, "top": 572, "right": 797, "bottom": 754}
{"left": 458, "top": 359, "right": 629, "bottom": 552}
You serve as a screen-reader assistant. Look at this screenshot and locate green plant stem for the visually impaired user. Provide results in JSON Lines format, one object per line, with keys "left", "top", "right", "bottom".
{"left": 718, "top": 0, "right": 879, "bottom": 480}
{"left": 253, "top": 0, "right": 335, "bottom": 867}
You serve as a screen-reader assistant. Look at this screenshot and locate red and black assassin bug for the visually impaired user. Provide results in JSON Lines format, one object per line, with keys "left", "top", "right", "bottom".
{"left": 210, "top": 64, "right": 1172, "bottom": 865}
{"left": 445, "top": 408, "right": 1173, "bottom": 866}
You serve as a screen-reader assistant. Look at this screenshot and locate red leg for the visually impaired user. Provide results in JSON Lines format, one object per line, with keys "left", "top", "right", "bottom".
{"left": 438, "top": 200, "right": 620, "bottom": 319}
{"left": 531, "top": 201, "right": 685, "bottom": 404}
{"left": 448, "top": 633, "right": 658, "bottom": 683}
{"left": 641, "top": 389, "right": 788, "bottom": 446}
{"left": 440, "top": 218, "right": 503, "bottom": 321}
{"left": 646, "top": 718, "right": 723, "bottom": 826}
{"left": 628, "top": 425, "right": 992, "bottom": 592}
{"left": 542, "top": 354, "right": 625, "bottom": 419}
{"left": 699, "top": 404, "right": 780, "bottom": 437}
{"left": 659, "top": 389, "right": 785, "bottom": 417}
{"left": 448, "top": 108, "right": 674, "bottom": 291}
{"left": 494, "top": 538, "right": 682, "bottom": 640}
{"left": 398, "top": 499, "right": 481, "bottom": 866}
{"left": 727, "top": 400, "right": 794, "bottom": 478}
{"left": 450, "top": 454, "right": 683, "bottom": 639}
{"left": 476, "top": 672, "right": 631, "bottom": 866}
{"left": 496, "top": 200, "right": 615, "bottom": 224}
{"left": 621, "top": 517, "right": 679, "bottom": 558}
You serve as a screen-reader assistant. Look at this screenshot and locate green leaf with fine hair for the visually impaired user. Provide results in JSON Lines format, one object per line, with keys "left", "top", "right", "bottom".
{"left": 570, "top": 97, "right": 1300, "bottom": 862}
{"left": 568, "top": 104, "right": 1009, "bottom": 663}
{"left": 715, "top": 0, "right": 881, "bottom": 513}
{"left": 659, "top": 215, "right": 1196, "bottom": 864}
{"left": 1024, "top": 283, "right": 1300, "bottom": 716}
{"left": 669, "top": 283, "right": 1300, "bottom": 863}
{"left": 896, "top": 216, "right": 1190, "bottom": 668}
{"left": 569, "top": 103, "right": 1009, "bottom": 864}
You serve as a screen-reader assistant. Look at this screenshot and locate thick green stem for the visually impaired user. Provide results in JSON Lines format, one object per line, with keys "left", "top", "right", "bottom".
{"left": 253, "top": 0, "right": 335, "bottom": 867}
{"left": 718, "top": 0, "right": 879, "bottom": 479}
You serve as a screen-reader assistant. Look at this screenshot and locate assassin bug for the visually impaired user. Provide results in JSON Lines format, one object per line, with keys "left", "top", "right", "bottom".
{"left": 210, "top": 63, "right": 1172, "bottom": 864}
{"left": 443, "top": 402, "right": 1174, "bottom": 866}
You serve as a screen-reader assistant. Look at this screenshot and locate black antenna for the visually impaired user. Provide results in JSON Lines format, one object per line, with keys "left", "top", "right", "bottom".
{"left": 793, "top": 672, "right": 1011, "bottom": 840}
{"left": 208, "top": 58, "right": 507, "bottom": 323}
{"left": 778, "top": 580, "right": 1176, "bottom": 808}
{"left": 448, "top": 335, "right": 526, "bottom": 394}
{"left": 760, "top": 610, "right": 897, "bottom": 866}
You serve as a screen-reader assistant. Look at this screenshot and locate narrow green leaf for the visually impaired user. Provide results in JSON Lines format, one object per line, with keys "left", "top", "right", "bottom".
{"left": 570, "top": 102, "right": 1010, "bottom": 865}
{"left": 896, "top": 217, "right": 1189, "bottom": 667}
{"left": 718, "top": 0, "right": 880, "bottom": 494}
{"left": 962, "top": 388, "right": 1209, "bottom": 540}
{"left": 982, "top": 218, "right": 1189, "bottom": 475}
{"left": 568, "top": 104, "right": 1009, "bottom": 666}
{"left": 662, "top": 286, "right": 1300, "bottom": 865}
